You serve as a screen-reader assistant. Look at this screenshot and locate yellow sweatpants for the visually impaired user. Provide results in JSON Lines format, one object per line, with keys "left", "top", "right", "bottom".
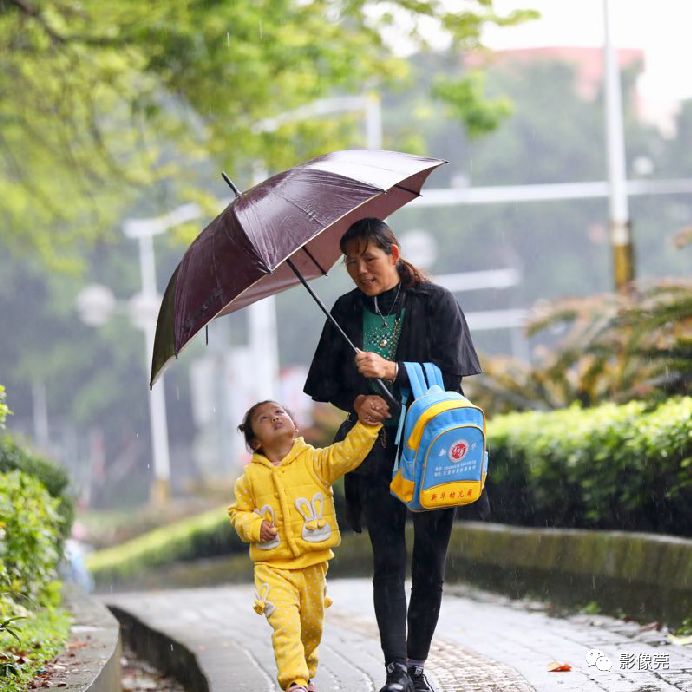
{"left": 253, "top": 562, "right": 327, "bottom": 691}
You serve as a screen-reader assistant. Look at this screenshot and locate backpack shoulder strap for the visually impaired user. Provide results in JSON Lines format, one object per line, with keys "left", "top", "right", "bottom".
{"left": 423, "top": 362, "right": 444, "bottom": 390}
{"left": 403, "top": 362, "right": 427, "bottom": 399}
{"left": 393, "top": 390, "right": 409, "bottom": 448}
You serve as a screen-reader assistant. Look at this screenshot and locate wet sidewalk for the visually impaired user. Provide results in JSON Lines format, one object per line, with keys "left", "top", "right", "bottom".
{"left": 104, "top": 578, "right": 692, "bottom": 691}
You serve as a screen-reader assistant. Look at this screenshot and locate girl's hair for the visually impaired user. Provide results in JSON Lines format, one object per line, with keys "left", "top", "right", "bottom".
{"left": 339, "top": 217, "right": 427, "bottom": 288}
{"left": 237, "top": 400, "right": 296, "bottom": 453}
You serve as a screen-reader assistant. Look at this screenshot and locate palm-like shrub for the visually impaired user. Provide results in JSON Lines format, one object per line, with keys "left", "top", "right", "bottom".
{"left": 467, "top": 278, "right": 691, "bottom": 413}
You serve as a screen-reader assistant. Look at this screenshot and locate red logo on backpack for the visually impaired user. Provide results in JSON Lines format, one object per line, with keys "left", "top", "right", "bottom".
{"left": 449, "top": 440, "right": 469, "bottom": 462}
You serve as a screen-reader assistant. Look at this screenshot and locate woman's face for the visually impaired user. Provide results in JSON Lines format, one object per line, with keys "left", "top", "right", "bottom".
{"left": 344, "top": 239, "right": 400, "bottom": 296}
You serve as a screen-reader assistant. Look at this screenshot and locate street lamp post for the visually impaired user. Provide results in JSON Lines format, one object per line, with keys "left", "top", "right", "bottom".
{"left": 78, "top": 203, "right": 200, "bottom": 506}
{"left": 125, "top": 227, "right": 172, "bottom": 505}
{"left": 123, "top": 203, "right": 200, "bottom": 505}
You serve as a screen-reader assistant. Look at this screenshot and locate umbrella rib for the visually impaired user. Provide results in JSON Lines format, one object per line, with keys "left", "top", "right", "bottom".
{"left": 300, "top": 246, "right": 328, "bottom": 275}
{"left": 393, "top": 183, "right": 420, "bottom": 197}
{"left": 274, "top": 189, "right": 323, "bottom": 223}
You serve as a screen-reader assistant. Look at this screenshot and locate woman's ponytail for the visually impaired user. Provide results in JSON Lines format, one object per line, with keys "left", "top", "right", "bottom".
{"left": 397, "top": 258, "right": 427, "bottom": 288}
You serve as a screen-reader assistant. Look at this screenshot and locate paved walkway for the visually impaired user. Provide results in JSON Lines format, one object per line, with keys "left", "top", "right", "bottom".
{"left": 105, "top": 579, "right": 692, "bottom": 692}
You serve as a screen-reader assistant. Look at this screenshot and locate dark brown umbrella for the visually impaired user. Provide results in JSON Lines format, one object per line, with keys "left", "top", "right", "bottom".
{"left": 151, "top": 149, "right": 446, "bottom": 406}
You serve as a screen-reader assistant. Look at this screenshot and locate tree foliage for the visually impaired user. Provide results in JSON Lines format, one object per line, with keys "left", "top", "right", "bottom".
{"left": 0, "top": 0, "right": 536, "bottom": 268}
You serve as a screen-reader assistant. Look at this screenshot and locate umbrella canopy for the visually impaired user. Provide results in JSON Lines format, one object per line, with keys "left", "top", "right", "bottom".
{"left": 151, "top": 149, "right": 446, "bottom": 385}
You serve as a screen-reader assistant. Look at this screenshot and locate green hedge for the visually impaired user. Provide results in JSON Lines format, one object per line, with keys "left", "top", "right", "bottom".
{"left": 0, "top": 394, "right": 73, "bottom": 687}
{"left": 0, "top": 469, "right": 69, "bottom": 687}
{"left": 87, "top": 506, "right": 244, "bottom": 584}
{"left": 0, "top": 435, "right": 73, "bottom": 539}
{"left": 0, "top": 470, "right": 63, "bottom": 614}
{"left": 486, "top": 397, "right": 692, "bottom": 535}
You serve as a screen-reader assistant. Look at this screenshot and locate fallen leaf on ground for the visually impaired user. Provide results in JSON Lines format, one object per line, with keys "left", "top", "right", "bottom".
{"left": 547, "top": 661, "right": 572, "bottom": 672}
{"left": 67, "top": 640, "right": 88, "bottom": 650}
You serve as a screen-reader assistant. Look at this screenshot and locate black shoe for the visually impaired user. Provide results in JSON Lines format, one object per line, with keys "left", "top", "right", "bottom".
{"left": 408, "top": 666, "right": 434, "bottom": 692}
{"left": 379, "top": 662, "right": 414, "bottom": 692}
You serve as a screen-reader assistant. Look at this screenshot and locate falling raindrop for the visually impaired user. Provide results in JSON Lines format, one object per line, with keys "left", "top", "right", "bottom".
{"left": 226, "top": 31, "right": 230, "bottom": 47}
{"left": 176, "top": 385, "right": 180, "bottom": 400}
{"left": 258, "top": 20, "right": 263, "bottom": 39}
{"left": 147, "top": 463, "right": 150, "bottom": 468}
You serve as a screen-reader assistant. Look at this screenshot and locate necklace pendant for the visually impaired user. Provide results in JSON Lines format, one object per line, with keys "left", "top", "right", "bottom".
{"left": 379, "top": 337, "right": 388, "bottom": 347}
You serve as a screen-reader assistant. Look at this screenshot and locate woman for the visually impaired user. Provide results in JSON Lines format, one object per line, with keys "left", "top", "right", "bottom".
{"left": 304, "top": 217, "right": 488, "bottom": 692}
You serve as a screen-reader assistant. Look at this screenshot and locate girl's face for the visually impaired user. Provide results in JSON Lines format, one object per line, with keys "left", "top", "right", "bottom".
{"left": 249, "top": 402, "right": 297, "bottom": 450}
{"left": 344, "top": 239, "right": 400, "bottom": 296}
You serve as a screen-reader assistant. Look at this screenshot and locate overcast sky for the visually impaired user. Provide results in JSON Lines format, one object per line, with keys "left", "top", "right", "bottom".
{"left": 484, "top": 0, "right": 690, "bottom": 106}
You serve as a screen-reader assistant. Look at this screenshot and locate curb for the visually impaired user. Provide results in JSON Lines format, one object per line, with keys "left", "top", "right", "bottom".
{"left": 444, "top": 523, "right": 692, "bottom": 625}
{"left": 62, "top": 584, "right": 121, "bottom": 691}
{"left": 107, "top": 605, "right": 209, "bottom": 692}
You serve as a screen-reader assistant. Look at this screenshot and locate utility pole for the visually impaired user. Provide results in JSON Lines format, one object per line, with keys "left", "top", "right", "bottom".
{"left": 603, "top": 0, "right": 634, "bottom": 290}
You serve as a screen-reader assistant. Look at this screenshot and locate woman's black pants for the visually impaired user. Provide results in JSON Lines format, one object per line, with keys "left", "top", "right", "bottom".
{"left": 361, "top": 474, "right": 455, "bottom": 665}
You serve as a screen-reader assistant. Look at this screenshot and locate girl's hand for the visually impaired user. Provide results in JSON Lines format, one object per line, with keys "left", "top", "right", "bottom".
{"left": 355, "top": 351, "right": 397, "bottom": 380}
{"left": 260, "top": 520, "right": 277, "bottom": 542}
{"left": 354, "top": 394, "right": 391, "bottom": 425}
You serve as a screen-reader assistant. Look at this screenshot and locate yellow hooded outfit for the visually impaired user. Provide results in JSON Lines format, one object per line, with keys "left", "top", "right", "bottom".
{"left": 228, "top": 420, "right": 380, "bottom": 690}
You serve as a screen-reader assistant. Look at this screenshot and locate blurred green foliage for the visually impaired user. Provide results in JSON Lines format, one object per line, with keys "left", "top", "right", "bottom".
{"left": 86, "top": 505, "right": 243, "bottom": 584}
{"left": 487, "top": 397, "right": 692, "bottom": 535}
{"left": 0, "top": 436, "right": 74, "bottom": 539}
{"left": 0, "top": 0, "right": 535, "bottom": 269}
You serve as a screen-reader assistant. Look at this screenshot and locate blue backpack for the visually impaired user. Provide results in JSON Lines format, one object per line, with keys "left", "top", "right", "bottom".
{"left": 389, "top": 362, "right": 488, "bottom": 511}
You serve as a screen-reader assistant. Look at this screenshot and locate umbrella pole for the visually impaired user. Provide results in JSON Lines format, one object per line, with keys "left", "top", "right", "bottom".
{"left": 285, "top": 258, "right": 400, "bottom": 415}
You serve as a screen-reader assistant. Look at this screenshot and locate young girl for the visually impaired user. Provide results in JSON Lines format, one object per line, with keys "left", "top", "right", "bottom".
{"left": 228, "top": 400, "right": 384, "bottom": 692}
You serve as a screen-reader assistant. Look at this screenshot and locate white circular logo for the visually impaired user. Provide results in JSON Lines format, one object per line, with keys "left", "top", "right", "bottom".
{"left": 586, "top": 648, "right": 612, "bottom": 671}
